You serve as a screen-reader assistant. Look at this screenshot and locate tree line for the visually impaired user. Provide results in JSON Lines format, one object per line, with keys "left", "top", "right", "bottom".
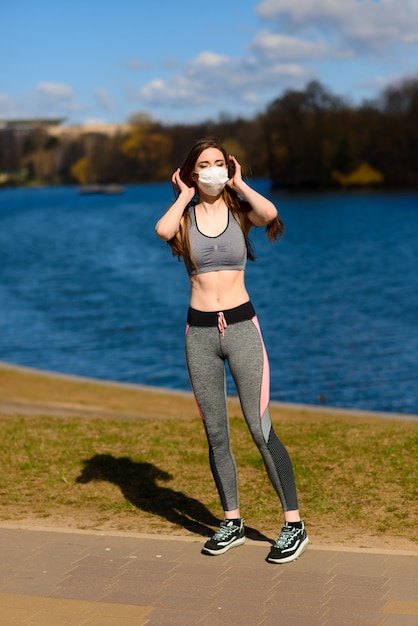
{"left": 1, "top": 78, "right": 417, "bottom": 190}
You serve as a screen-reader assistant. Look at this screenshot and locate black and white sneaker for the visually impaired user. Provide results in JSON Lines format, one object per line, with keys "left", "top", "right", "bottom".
{"left": 201, "top": 519, "right": 245, "bottom": 556}
{"left": 266, "top": 521, "right": 309, "bottom": 564}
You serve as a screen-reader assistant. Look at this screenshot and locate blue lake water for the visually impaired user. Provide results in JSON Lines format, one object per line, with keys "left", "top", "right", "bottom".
{"left": 0, "top": 182, "right": 417, "bottom": 414}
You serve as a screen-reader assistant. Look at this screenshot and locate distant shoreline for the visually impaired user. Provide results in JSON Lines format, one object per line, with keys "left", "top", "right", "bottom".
{"left": 1, "top": 360, "right": 416, "bottom": 423}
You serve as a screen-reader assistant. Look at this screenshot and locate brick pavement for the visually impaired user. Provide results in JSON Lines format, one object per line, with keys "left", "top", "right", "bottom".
{"left": 0, "top": 527, "right": 417, "bottom": 626}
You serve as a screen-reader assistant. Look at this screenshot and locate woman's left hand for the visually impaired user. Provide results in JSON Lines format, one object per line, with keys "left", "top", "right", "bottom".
{"left": 226, "top": 155, "right": 278, "bottom": 225}
{"left": 226, "top": 155, "right": 244, "bottom": 193}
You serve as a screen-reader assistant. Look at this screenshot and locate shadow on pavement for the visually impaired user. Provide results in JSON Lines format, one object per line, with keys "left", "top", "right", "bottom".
{"left": 76, "top": 453, "right": 272, "bottom": 543}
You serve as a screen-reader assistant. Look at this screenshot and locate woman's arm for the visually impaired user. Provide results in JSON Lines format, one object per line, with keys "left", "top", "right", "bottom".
{"left": 155, "top": 169, "right": 195, "bottom": 241}
{"left": 227, "top": 156, "right": 278, "bottom": 226}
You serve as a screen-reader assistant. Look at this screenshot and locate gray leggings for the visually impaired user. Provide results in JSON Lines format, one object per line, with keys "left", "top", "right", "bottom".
{"left": 185, "top": 302, "right": 299, "bottom": 513}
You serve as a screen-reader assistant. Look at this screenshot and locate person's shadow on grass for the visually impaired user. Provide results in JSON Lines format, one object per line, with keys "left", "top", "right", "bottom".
{"left": 76, "top": 453, "right": 271, "bottom": 542}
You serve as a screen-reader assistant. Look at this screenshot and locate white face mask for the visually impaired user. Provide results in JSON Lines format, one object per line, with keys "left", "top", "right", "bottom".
{"left": 195, "top": 166, "right": 229, "bottom": 196}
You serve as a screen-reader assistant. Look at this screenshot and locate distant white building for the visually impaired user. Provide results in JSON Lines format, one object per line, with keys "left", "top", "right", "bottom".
{"left": 0, "top": 118, "right": 66, "bottom": 132}
{"left": 0, "top": 118, "right": 129, "bottom": 138}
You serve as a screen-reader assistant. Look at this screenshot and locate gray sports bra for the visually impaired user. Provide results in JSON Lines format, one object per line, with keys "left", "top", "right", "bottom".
{"left": 184, "top": 205, "right": 247, "bottom": 276}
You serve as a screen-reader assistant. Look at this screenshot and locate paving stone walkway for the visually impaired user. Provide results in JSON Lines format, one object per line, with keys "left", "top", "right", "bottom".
{"left": 0, "top": 527, "right": 417, "bottom": 626}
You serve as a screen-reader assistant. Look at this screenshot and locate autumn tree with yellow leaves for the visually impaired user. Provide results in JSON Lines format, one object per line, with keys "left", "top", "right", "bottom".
{"left": 120, "top": 113, "right": 173, "bottom": 182}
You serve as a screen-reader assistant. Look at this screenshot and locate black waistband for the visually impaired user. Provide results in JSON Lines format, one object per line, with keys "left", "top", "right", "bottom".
{"left": 187, "top": 301, "right": 255, "bottom": 327}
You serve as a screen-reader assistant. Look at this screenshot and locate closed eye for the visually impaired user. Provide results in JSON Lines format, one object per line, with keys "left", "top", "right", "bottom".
{"left": 197, "top": 160, "right": 226, "bottom": 169}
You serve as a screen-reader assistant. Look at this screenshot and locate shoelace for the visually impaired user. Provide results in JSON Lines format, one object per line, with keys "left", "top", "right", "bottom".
{"left": 275, "top": 525, "right": 300, "bottom": 548}
{"left": 217, "top": 311, "right": 227, "bottom": 338}
{"left": 213, "top": 522, "right": 237, "bottom": 540}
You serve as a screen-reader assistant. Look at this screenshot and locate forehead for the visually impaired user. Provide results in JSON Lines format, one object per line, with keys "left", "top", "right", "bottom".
{"left": 196, "top": 147, "right": 225, "bottom": 164}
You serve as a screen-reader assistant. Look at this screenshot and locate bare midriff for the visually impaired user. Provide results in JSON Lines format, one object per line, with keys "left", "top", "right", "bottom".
{"left": 189, "top": 269, "right": 250, "bottom": 311}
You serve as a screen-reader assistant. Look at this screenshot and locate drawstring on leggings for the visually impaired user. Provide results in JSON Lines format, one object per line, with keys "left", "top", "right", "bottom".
{"left": 217, "top": 311, "right": 227, "bottom": 338}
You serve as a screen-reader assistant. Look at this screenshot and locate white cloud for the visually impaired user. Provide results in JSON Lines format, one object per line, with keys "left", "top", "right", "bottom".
{"left": 131, "top": 46, "right": 311, "bottom": 112}
{"left": 95, "top": 87, "right": 113, "bottom": 111}
{"left": 251, "top": 31, "right": 335, "bottom": 62}
{"left": 135, "top": 76, "right": 210, "bottom": 108}
{"left": 0, "top": 82, "right": 88, "bottom": 120}
{"left": 255, "top": 0, "right": 418, "bottom": 52}
{"left": 124, "top": 1, "right": 418, "bottom": 120}
{"left": 356, "top": 71, "right": 417, "bottom": 95}
{"left": 242, "top": 92, "right": 260, "bottom": 105}
{"left": 162, "top": 56, "right": 179, "bottom": 70}
{"left": 192, "top": 51, "right": 230, "bottom": 67}
{"left": 124, "top": 57, "right": 150, "bottom": 70}
{"left": 36, "top": 82, "right": 74, "bottom": 101}
{"left": 35, "top": 82, "right": 87, "bottom": 114}
{"left": 0, "top": 93, "right": 16, "bottom": 117}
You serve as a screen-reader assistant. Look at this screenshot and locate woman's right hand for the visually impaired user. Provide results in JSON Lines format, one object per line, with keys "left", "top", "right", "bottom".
{"left": 172, "top": 168, "right": 195, "bottom": 201}
{"left": 156, "top": 169, "right": 196, "bottom": 240}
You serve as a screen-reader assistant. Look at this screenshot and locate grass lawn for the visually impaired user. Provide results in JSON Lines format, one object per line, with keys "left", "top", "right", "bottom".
{"left": 0, "top": 363, "right": 417, "bottom": 550}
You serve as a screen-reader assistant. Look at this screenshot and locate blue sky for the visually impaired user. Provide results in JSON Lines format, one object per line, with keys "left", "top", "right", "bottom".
{"left": 1, "top": 0, "right": 418, "bottom": 126}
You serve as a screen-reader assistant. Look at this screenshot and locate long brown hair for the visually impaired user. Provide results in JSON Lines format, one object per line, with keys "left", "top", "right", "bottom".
{"left": 168, "top": 137, "right": 284, "bottom": 264}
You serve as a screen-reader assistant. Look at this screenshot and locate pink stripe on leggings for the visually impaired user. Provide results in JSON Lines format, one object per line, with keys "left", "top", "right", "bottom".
{"left": 251, "top": 315, "right": 270, "bottom": 418}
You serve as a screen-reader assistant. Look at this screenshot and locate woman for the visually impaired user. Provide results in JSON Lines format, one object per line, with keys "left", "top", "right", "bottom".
{"left": 155, "top": 137, "right": 308, "bottom": 564}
